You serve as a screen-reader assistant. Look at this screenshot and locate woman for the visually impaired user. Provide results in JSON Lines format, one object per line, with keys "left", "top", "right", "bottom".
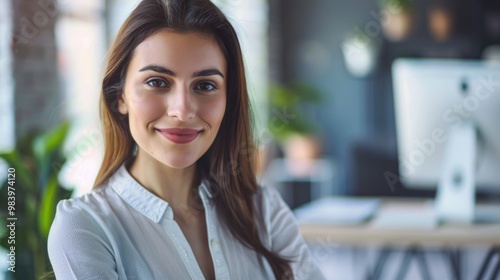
{"left": 48, "top": 0, "right": 325, "bottom": 279}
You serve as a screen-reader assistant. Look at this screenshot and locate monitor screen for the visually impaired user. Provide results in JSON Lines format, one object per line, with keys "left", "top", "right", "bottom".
{"left": 392, "top": 58, "right": 500, "bottom": 193}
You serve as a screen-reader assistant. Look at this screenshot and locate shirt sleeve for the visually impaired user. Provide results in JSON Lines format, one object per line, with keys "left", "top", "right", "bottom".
{"left": 47, "top": 199, "right": 119, "bottom": 280}
{"left": 260, "top": 186, "right": 326, "bottom": 280}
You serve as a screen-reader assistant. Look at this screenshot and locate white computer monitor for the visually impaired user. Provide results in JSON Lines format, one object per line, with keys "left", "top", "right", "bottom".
{"left": 392, "top": 58, "right": 500, "bottom": 223}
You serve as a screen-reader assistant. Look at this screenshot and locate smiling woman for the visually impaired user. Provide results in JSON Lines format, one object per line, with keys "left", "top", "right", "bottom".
{"left": 46, "top": 0, "right": 325, "bottom": 279}
{"left": 118, "top": 31, "right": 227, "bottom": 173}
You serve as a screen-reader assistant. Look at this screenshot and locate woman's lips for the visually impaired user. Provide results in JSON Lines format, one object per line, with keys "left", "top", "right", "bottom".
{"left": 156, "top": 128, "right": 201, "bottom": 144}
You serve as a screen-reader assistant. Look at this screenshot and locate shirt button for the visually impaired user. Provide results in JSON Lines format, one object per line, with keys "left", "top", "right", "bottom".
{"left": 211, "top": 239, "right": 220, "bottom": 249}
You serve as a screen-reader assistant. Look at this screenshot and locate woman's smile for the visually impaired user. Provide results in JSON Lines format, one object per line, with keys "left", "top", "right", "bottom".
{"left": 155, "top": 127, "right": 202, "bottom": 144}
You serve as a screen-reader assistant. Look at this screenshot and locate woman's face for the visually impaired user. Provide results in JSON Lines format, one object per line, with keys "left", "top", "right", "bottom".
{"left": 118, "top": 29, "right": 227, "bottom": 169}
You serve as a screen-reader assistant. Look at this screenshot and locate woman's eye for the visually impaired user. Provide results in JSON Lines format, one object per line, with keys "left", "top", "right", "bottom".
{"left": 195, "top": 82, "right": 217, "bottom": 92}
{"left": 146, "top": 79, "right": 168, "bottom": 88}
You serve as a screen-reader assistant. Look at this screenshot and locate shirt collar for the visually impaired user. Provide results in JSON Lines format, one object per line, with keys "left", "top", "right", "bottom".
{"left": 109, "top": 163, "right": 215, "bottom": 223}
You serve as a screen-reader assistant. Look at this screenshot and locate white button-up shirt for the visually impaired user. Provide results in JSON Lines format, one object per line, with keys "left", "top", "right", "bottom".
{"left": 48, "top": 163, "right": 325, "bottom": 279}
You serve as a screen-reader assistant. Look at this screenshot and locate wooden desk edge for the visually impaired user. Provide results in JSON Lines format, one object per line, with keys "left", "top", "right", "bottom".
{"left": 299, "top": 223, "right": 500, "bottom": 247}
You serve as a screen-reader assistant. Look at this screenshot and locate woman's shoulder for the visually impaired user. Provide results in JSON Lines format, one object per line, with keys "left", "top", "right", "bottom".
{"left": 56, "top": 184, "right": 108, "bottom": 213}
{"left": 48, "top": 185, "right": 118, "bottom": 252}
{"left": 51, "top": 181, "right": 116, "bottom": 232}
{"left": 253, "top": 184, "right": 293, "bottom": 224}
{"left": 253, "top": 184, "right": 285, "bottom": 207}
{"left": 47, "top": 184, "right": 122, "bottom": 279}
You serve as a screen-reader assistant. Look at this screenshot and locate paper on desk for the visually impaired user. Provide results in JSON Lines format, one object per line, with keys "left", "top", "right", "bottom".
{"left": 294, "top": 197, "right": 380, "bottom": 225}
{"left": 371, "top": 201, "right": 438, "bottom": 229}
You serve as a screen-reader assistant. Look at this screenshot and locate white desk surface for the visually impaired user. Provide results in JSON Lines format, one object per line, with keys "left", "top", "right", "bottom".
{"left": 299, "top": 198, "right": 500, "bottom": 247}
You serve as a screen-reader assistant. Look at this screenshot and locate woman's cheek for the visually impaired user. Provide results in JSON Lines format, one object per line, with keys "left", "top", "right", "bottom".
{"left": 203, "top": 96, "right": 226, "bottom": 122}
{"left": 131, "top": 93, "right": 166, "bottom": 121}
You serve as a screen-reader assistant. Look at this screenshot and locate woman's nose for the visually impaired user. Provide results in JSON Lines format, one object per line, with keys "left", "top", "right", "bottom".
{"left": 166, "top": 85, "right": 196, "bottom": 121}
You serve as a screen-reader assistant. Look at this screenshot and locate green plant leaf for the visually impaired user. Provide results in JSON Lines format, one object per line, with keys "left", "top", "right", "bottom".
{"left": 33, "top": 121, "right": 70, "bottom": 168}
{"left": 0, "top": 233, "right": 10, "bottom": 253}
{"left": 38, "top": 175, "right": 59, "bottom": 239}
{"left": 379, "top": 0, "right": 413, "bottom": 11}
{"left": 0, "top": 150, "right": 36, "bottom": 191}
{"left": 292, "top": 84, "right": 322, "bottom": 103}
{"left": 267, "top": 83, "right": 322, "bottom": 142}
{"left": 0, "top": 120, "right": 73, "bottom": 275}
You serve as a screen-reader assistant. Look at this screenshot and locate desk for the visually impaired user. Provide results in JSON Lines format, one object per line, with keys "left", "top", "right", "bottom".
{"left": 299, "top": 198, "right": 500, "bottom": 246}
{"left": 298, "top": 198, "right": 500, "bottom": 280}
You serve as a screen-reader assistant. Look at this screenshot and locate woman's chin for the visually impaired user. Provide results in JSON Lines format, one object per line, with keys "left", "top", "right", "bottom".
{"left": 157, "top": 155, "right": 199, "bottom": 170}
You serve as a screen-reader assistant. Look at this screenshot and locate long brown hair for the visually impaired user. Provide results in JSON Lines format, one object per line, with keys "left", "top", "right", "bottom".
{"left": 93, "top": 0, "right": 293, "bottom": 278}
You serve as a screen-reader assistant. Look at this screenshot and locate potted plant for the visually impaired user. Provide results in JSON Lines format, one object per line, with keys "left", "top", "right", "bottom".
{"left": 379, "top": 0, "right": 414, "bottom": 41}
{"left": 341, "top": 29, "right": 381, "bottom": 78}
{"left": 267, "top": 83, "right": 322, "bottom": 176}
{"left": 0, "top": 121, "right": 74, "bottom": 280}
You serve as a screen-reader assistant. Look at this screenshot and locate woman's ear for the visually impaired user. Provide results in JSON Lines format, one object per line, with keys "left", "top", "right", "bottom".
{"left": 117, "top": 92, "right": 129, "bottom": 115}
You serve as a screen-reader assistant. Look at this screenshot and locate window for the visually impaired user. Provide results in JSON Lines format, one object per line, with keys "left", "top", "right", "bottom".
{"left": 0, "top": 0, "right": 15, "bottom": 152}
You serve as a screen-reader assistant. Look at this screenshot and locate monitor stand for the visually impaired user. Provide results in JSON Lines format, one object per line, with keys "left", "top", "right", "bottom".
{"left": 435, "top": 122, "right": 476, "bottom": 224}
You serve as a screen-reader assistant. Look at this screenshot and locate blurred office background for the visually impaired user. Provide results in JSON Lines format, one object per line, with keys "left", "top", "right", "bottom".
{"left": 1, "top": 0, "right": 500, "bottom": 279}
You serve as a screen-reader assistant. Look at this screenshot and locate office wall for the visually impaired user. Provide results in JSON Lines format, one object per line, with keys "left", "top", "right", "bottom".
{"left": 272, "top": 0, "right": 380, "bottom": 194}
{"left": 272, "top": 0, "right": 493, "bottom": 195}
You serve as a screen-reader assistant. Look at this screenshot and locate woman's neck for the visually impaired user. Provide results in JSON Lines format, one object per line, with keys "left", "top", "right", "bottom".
{"left": 127, "top": 149, "right": 200, "bottom": 212}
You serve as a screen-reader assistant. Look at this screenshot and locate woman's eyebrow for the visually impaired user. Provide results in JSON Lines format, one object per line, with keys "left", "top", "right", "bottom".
{"left": 192, "top": 69, "right": 225, "bottom": 79}
{"left": 139, "top": 64, "right": 224, "bottom": 78}
{"left": 139, "top": 64, "right": 175, "bottom": 76}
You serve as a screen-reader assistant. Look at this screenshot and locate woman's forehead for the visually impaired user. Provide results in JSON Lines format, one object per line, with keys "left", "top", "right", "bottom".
{"left": 128, "top": 29, "right": 227, "bottom": 75}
